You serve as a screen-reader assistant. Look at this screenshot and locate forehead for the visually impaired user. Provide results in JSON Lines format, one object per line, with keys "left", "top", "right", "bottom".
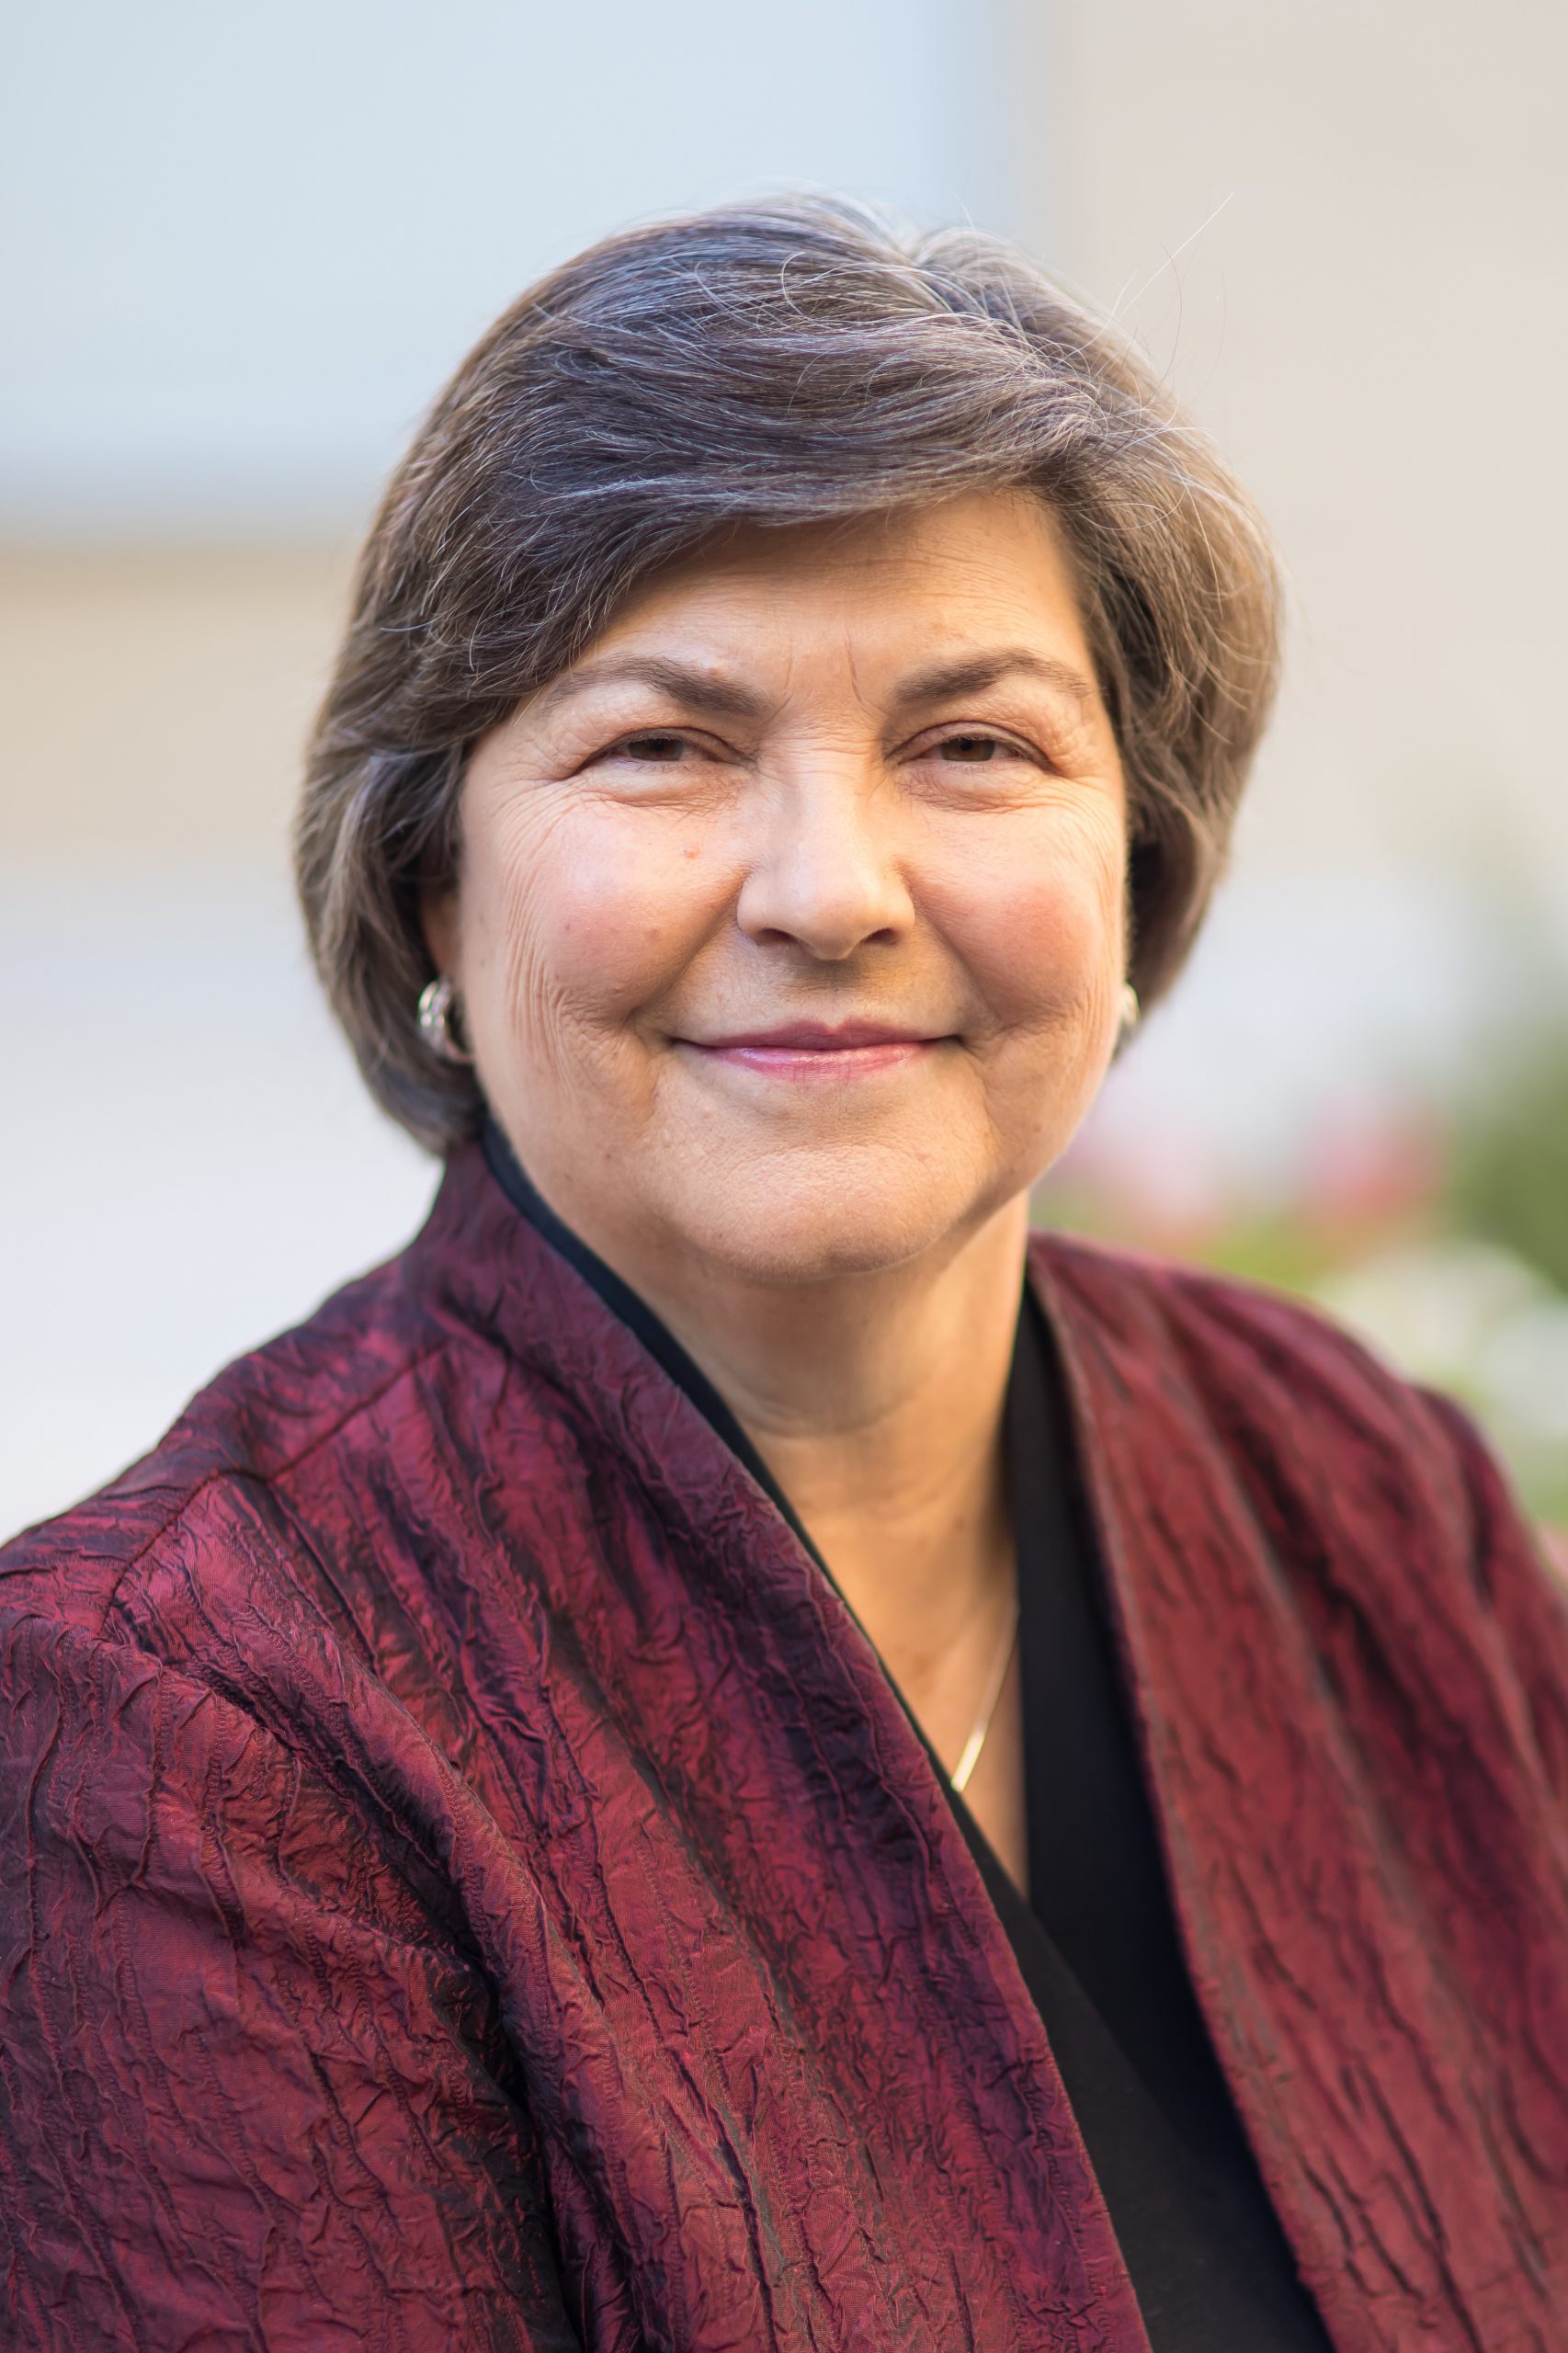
{"left": 586, "top": 489, "right": 1096, "bottom": 663}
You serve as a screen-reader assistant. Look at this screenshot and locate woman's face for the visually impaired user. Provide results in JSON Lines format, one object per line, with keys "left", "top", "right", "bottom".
{"left": 430, "top": 490, "right": 1130, "bottom": 1288}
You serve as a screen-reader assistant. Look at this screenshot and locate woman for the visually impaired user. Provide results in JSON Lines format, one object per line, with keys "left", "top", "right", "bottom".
{"left": 3, "top": 199, "right": 1564, "bottom": 2353}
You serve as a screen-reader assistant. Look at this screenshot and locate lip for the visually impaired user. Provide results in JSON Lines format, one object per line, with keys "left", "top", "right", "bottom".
{"left": 679, "top": 1019, "right": 951, "bottom": 1080}
{"left": 694, "top": 1021, "right": 941, "bottom": 1051}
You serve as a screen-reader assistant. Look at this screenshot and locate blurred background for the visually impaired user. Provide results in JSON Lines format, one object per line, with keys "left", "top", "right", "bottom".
{"left": 4, "top": 0, "right": 1565, "bottom": 1537}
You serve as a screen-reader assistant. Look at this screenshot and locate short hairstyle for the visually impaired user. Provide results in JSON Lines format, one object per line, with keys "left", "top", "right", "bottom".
{"left": 297, "top": 195, "right": 1280, "bottom": 1152}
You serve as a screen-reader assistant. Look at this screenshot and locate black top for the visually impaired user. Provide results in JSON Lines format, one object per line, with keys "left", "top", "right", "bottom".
{"left": 483, "top": 1121, "right": 1334, "bottom": 2351}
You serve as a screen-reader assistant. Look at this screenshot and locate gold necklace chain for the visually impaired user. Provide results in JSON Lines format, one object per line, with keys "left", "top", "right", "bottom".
{"left": 949, "top": 1597, "right": 1020, "bottom": 1794}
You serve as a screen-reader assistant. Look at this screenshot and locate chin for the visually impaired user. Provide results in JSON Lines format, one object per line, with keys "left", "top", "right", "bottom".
{"left": 658, "top": 1144, "right": 1004, "bottom": 1288}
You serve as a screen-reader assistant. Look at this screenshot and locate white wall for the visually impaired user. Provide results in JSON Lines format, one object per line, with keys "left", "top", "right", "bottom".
{"left": 1, "top": 0, "right": 1006, "bottom": 537}
{"left": 1, "top": 0, "right": 1008, "bottom": 1536}
{"left": 1007, "top": 0, "right": 1568, "bottom": 1236}
{"left": 1034, "top": 0, "right": 1568, "bottom": 890}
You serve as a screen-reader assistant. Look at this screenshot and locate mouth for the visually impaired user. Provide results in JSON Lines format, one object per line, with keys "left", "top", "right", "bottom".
{"left": 677, "top": 1020, "right": 953, "bottom": 1080}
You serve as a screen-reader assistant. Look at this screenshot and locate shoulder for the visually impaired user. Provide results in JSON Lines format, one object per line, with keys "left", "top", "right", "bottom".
{"left": 0, "top": 1165, "right": 597, "bottom": 1940}
{"left": 1030, "top": 1223, "right": 1453, "bottom": 1450}
{"left": 0, "top": 1245, "right": 446, "bottom": 1965}
{"left": 0, "top": 1142, "right": 619, "bottom": 1803}
{"left": 0, "top": 1238, "right": 474, "bottom": 1655}
{"left": 0, "top": 1230, "right": 533, "bottom": 1918}
{"left": 0, "top": 1145, "right": 658, "bottom": 1813}
{"left": 1028, "top": 1228, "right": 1568, "bottom": 1757}
{"left": 1026, "top": 1223, "right": 1431, "bottom": 1402}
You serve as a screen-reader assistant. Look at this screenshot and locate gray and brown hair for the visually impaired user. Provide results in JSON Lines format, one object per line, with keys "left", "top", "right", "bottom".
{"left": 297, "top": 194, "right": 1280, "bottom": 1152}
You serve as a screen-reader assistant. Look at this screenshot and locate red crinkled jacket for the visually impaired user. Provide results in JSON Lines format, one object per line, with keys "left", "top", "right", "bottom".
{"left": 2, "top": 1142, "right": 1567, "bottom": 2352}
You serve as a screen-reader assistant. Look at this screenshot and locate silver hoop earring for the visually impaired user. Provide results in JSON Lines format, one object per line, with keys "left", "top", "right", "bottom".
{"left": 1118, "top": 982, "right": 1142, "bottom": 1039}
{"left": 416, "top": 975, "right": 475, "bottom": 1066}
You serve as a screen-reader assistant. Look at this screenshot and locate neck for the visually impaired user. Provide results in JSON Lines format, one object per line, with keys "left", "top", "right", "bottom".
{"left": 548, "top": 1178, "right": 1031, "bottom": 1722}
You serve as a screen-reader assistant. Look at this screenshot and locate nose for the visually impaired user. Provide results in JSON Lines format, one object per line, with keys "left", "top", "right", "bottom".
{"left": 734, "top": 764, "right": 915, "bottom": 961}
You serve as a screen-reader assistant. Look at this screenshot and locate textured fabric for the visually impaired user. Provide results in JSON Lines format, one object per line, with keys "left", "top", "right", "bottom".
{"left": 485, "top": 1118, "right": 1335, "bottom": 2348}
{"left": 2, "top": 1142, "right": 1566, "bottom": 2350}
{"left": 1006, "top": 1299, "right": 1335, "bottom": 2347}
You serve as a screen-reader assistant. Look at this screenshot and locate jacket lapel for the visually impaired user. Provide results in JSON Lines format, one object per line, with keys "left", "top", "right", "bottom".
{"left": 417, "top": 1152, "right": 1154, "bottom": 2352}
{"left": 1033, "top": 1233, "right": 1567, "bottom": 2351}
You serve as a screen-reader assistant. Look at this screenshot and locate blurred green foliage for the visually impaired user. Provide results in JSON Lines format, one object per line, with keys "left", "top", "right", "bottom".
{"left": 1038, "top": 1017, "right": 1568, "bottom": 1529}
{"left": 1447, "top": 1026, "right": 1568, "bottom": 1293}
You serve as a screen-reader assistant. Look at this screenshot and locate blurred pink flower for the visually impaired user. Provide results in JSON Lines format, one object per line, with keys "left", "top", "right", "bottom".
{"left": 1298, "top": 1100, "right": 1446, "bottom": 1236}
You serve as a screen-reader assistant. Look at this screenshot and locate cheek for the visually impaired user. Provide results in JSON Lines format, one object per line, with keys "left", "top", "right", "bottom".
{"left": 925, "top": 810, "right": 1127, "bottom": 1029}
{"left": 468, "top": 799, "right": 722, "bottom": 1039}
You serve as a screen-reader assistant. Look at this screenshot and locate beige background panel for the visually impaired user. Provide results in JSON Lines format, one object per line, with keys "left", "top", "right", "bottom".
{"left": 1, "top": 545, "right": 355, "bottom": 857}
{"left": 1033, "top": 0, "right": 1568, "bottom": 889}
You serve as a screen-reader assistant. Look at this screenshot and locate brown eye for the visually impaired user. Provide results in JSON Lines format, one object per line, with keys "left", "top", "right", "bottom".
{"left": 619, "top": 732, "right": 689, "bottom": 762}
{"left": 937, "top": 733, "right": 1003, "bottom": 763}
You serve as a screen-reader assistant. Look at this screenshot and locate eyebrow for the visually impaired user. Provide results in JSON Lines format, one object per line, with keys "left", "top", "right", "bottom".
{"left": 529, "top": 655, "right": 769, "bottom": 722}
{"left": 528, "top": 646, "right": 1098, "bottom": 723}
{"left": 890, "top": 650, "right": 1098, "bottom": 711}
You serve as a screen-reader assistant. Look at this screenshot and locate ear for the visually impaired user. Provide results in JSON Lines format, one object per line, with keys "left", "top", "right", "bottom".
{"left": 419, "top": 884, "right": 460, "bottom": 978}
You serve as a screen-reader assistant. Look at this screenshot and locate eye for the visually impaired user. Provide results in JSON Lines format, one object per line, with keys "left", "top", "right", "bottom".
{"left": 613, "top": 731, "right": 692, "bottom": 763}
{"left": 927, "top": 730, "right": 1037, "bottom": 766}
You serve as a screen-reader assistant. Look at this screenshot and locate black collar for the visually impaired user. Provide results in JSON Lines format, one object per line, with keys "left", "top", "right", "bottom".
{"left": 482, "top": 1118, "right": 824, "bottom": 1568}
